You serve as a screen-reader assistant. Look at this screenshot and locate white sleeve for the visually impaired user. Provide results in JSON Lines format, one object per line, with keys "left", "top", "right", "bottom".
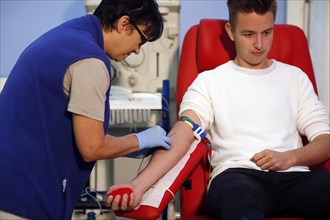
{"left": 296, "top": 71, "right": 330, "bottom": 141}
{"left": 179, "top": 72, "right": 214, "bottom": 130}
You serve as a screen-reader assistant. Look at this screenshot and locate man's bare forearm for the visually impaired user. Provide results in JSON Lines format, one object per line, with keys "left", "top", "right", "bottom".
{"left": 131, "top": 110, "right": 200, "bottom": 192}
{"left": 291, "top": 133, "right": 330, "bottom": 167}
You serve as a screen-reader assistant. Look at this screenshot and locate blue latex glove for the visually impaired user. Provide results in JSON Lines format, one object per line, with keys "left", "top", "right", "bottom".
{"left": 135, "top": 125, "right": 172, "bottom": 150}
{"left": 125, "top": 126, "right": 171, "bottom": 159}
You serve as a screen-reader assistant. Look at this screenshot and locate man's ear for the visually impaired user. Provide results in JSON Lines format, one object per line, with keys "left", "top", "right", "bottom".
{"left": 225, "top": 22, "right": 235, "bottom": 41}
{"left": 116, "top": 15, "right": 131, "bottom": 33}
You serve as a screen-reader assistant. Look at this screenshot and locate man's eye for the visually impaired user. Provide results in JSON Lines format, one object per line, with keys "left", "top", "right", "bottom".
{"left": 243, "top": 33, "right": 253, "bottom": 37}
{"left": 263, "top": 31, "right": 271, "bottom": 36}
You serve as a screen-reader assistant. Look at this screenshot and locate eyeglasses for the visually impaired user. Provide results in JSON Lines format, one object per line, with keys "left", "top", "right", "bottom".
{"left": 130, "top": 21, "right": 149, "bottom": 47}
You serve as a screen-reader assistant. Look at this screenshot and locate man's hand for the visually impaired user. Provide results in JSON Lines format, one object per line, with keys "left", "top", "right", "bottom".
{"left": 105, "top": 182, "right": 143, "bottom": 211}
{"left": 251, "top": 149, "right": 294, "bottom": 171}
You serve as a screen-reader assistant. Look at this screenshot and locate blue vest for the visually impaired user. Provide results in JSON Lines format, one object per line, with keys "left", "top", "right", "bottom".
{"left": 0, "top": 15, "right": 111, "bottom": 220}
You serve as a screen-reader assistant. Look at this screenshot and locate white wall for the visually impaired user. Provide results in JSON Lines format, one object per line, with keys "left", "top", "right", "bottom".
{"left": 0, "top": 0, "right": 86, "bottom": 77}
{"left": 309, "top": 0, "right": 330, "bottom": 114}
{"left": 287, "top": 0, "right": 330, "bottom": 113}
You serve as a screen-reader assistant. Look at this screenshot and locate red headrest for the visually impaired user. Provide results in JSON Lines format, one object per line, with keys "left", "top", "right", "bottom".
{"left": 197, "top": 19, "right": 236, "bottom": 72}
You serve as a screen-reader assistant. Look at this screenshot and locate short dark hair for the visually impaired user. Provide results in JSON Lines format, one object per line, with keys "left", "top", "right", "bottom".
{"left": 93, "top": 0, "right": 165, "bottom": 42}
{"left": 227, "top": 0, "right": 278, "bottom": 29}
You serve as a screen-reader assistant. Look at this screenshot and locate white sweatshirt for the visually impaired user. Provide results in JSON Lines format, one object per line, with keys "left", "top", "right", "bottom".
{"left": 179, "top": 60, "right": 330, "bottom": 180}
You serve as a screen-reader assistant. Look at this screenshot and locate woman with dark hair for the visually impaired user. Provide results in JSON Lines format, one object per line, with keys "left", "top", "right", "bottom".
{"left": 0, "top": 1, "right": 170, "bottom": 219}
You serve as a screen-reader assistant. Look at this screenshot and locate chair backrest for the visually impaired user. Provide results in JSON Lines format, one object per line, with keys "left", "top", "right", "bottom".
{"left": 176, "top": 19, "right": 317, "bottom": 111}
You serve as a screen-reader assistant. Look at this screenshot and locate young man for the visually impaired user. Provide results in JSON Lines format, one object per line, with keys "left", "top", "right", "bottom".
{"left": 106, "top": 0, "right": 330, "bottom": 219}
{"left": 0, "top": 0, "right": 171, "bottom": 219}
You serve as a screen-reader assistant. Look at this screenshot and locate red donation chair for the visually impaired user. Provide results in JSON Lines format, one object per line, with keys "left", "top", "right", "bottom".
{"left": 177, "top": 19, "right": 330, "bottom": 220}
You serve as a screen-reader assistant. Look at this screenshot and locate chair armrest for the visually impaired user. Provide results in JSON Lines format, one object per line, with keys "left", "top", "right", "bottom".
{"left": 180, "top": 143, "right": 210, "bottom": 220}
{"left": 115, "top": 141, "right": 209, "bottom": 220}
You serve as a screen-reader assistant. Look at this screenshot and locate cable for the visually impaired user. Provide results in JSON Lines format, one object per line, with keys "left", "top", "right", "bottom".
{"left": 84, "top": 187, "right": 104, "bottom": 215}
